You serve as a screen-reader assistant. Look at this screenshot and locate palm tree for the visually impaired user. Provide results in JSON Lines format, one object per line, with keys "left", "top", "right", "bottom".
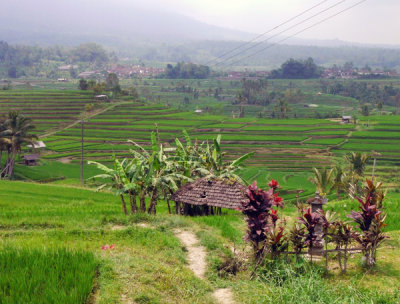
{"left": 0, "top": 116, "right": 7, "bottom": 171}
{"left": 309, "top": 167, "right": 334, "bottom": 197}
{"left": 274, "top": 99, "right": 291, "bottom": 119}
{"left": 331, "top": 166, "right": 347, "bottom": 199}
{"left": 345, "top": 152, "right": 370, "bottom": 176}
{"left": 0, "top": 111, "right": 37, "bottom": 178}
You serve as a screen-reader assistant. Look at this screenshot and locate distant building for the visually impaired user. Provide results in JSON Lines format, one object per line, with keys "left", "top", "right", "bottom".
{"left": 58, "top": 65, "right": 78, "bottom": 71}
{"left": 78, "top": 71, "right": 100, "bottom": 79}
{"left": 27, "top": 141, "right": 46, "bottom": 150}
{"left": 23, "top": 154, "right": 40, "bottom": 166}
{"left": 194, "top": 109, "right": 203, "bottom": 113}
{"left": 342, "top": 116, "right": 352, "bottom": 124}
{"left": 57, "top": 78, "right": 68, "bottom": 82}
{"left": 94, "top": 95, "right": 109, "bottom": 102}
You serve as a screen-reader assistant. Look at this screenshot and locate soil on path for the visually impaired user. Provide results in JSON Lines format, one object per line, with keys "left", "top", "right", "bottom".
{"left": 174, "top": 229, "right": 207, "bottom": 279}
{"left": 212, "top": 288, "right": 236, "bottom": 304}
{"left": 174, "top": 229, "right": 237, "bottom": 304}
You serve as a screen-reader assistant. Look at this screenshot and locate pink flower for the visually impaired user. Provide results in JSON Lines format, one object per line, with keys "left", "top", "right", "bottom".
{"left": 109, "top": 244, "right": 115, "bottom": 250}
{"left": 101, "top": 245, "right": 109, "bottom": 250}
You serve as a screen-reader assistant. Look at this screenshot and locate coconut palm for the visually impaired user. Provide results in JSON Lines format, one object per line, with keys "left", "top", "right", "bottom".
{"left": 309, "top": 167, "right": 334, "bottom": 197}
{"left": 274, "top": 99, "right": 291, "bottom": 119}
{"left": 345, "top": 152, "right": 370, "bottom": 176}
{"left": 0, "top": 111, "right": 37, "bottom": 178}
{"left": 330, "top": 166, "right": 347, "bottom": 199}
{"left": 0, "top": 116, "right": 7, "bottom": 171}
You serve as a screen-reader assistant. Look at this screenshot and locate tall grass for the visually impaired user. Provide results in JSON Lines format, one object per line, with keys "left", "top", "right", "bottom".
{"left": 0, "top": 248, "right": 97, "bottom": 304}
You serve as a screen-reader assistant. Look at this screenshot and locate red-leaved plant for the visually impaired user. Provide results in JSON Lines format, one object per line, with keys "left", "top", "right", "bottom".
{"left": 298, "top": 207, "right": 322, "bottom": 261}
{"left": 348, "top": 179, "right": 387, "bottom": 267}
{"left": 240, "top": 180, "right": 284, "bottom": 259}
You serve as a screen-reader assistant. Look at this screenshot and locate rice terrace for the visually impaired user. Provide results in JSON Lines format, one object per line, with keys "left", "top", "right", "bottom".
{"left": 1, "top": 1, "right": 400, "bottom": 304}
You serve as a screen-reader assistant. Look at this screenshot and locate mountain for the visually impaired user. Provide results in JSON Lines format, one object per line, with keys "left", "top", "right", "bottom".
{"left": 0, "top": 0, "right": 252, "bottom": 46}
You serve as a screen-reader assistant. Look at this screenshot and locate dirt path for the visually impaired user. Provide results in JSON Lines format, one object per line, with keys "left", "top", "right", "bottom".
{"left": 174, "top": 229, "right": 207, "bottom": 279}
{"left": 39, "top": 100, "right": 130, "bottom": 139}
{"left": 174, "top": 229, "right": 237, "bottom": 304}
{"left": 212, "top": 288, "right": 236, "bottom": 304}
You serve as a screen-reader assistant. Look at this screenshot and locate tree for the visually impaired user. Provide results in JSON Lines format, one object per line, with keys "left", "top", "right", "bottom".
{"left": 361, "top": 105, "right": 369, "bottom": 116}
{"left": 93, "top": 83, "right": 106, "bottom": 95}
{"left": 309, "top": 167, "right": 334, "bottom": 197}
{"left": 105, "top": 73, "right": 121, "bottom": 98}
{"left": 0, "top": 111, "right": 37, "bottom": 178}
{"left": 164, "top": 62, "right": 210, "bottom": 79}
{"left": 72, "top": 43, "right": 109, "bottom": 64}
{"left": 345, "top": 152, "right": 370, "bottom": 176}
{"left": 377, "top": 101, "right": 383, "bottom": 112}
{"left": 7, "top": 66, "right": 17, "bottom": 78}
{"left": 130, "top": 87, "right": 140, "bottom": 102}
{"left": 274, "top": 99, "right": 291, "bottom": 119}
{"left": 331, "top": 166, "right": 347, "bottom": 199}
{"left": 270, "top": 58, "right": 322, "bottom": 79}
{"left": 78, "top": 79, "right": 88, "bottom": 90}
{"left": 89, "top": 157, "right": 131, "bottom": 215}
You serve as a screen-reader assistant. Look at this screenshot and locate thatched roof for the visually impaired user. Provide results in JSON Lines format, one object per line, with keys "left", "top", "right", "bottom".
{"left": 23, "top": 154, "right": 40, "bottom": 161}
{"left": 171, "top": 178, "right": 247, "bottom": 210}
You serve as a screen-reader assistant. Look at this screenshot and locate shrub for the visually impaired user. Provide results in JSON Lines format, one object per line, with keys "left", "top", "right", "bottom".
{"left": 240, "top": 180, "right": 284, "bottom": 259}
{"left": 348, "top": 179, "right": 387, "bottom": 267}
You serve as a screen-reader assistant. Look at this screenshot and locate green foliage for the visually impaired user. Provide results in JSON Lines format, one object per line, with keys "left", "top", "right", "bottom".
{"left": 78, "top": 78, "right": 88, "bottom": 90}
{"left": 164, "top": 62, "right": 210, "bottom": 79}
{"left": 270, "top": 58, "right": 322, "bottom": 79}
{"left": 234, "top": 78, "right": 270, "bottom": 106}
{"left": 348, "top": 179, "right": 387, "bottom": 267}
{"left": 309, "top": 167, "right": 334, "bottom": 196}
{"left": 0, "top": 111, "right": 37, "bottom": 178}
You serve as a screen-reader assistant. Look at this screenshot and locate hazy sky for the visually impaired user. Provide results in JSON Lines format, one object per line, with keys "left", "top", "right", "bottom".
{"left": 2, "top": 0, "right": 398, "bottom": 45}
{"left": 130, "top": 0, "right": 398, "bottom": 45}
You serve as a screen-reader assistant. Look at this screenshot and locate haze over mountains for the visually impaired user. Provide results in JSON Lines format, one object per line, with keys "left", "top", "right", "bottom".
{"left": 1, "top": 0, "right": 400, "bottom": 69}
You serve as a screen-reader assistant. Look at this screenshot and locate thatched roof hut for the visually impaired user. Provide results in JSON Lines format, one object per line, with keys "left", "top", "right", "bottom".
{"left": 171, "top": 178, "right": 247, "bottom": 215}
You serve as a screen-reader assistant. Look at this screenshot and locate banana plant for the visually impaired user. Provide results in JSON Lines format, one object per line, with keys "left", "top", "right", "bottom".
{"left": 88, "top": 156, "right": 131, "bottom": 215}
{"left": 202, "top": 134, "right": 254, "bottom": 184}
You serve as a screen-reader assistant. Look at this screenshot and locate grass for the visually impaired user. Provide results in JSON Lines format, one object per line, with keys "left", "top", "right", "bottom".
{"left": 0, "top": 248, "right": 97, "bottom": 304}
{"left": 0, "top": 179, "right": 399, "bottom": 303}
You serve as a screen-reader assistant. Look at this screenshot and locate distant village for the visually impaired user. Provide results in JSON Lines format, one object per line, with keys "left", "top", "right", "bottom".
{"left": 57, "top": 63, "right": 397, "bottom": 81}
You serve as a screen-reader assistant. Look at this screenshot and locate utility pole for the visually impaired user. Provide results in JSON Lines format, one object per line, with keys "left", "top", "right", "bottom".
{"left": 371, "top": 151, "right": 382, "bottom": 183}
{"left": 81, "top": 119, "right": 84, "bottom": 186}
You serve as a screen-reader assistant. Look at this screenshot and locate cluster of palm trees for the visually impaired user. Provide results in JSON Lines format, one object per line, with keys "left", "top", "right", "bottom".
{"left": 89, "top": 130, "right": 253, "bottom": 215}
{"left": 310, "top": 152, "right": 371, "bottom": 198}
{"left": 0, "top": 111, "right": 37, "bottom": 178}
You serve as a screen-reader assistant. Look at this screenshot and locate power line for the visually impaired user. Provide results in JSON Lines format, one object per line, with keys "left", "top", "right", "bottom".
{"left": 206, "top": 0, "right": 330, "bottom": 65}
{"left": 214, "top": 0, "right": 347, "bottom": 67}
{"left": 225, "top": 0, "right": 367, "bottom": 68}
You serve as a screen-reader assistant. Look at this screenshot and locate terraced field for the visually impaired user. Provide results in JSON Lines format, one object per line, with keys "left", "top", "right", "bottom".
{"left": 0, "top": 89, "right": 95, "bottom": 134}
{"left": 42, "top": 102, "right": 356, "bottom": 174}
{"left": 2, "top": 88, "right": 399, "bottom": 194}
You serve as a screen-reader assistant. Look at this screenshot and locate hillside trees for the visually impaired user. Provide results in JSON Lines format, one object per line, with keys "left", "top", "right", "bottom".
{"left": 164, "top": 62, "right": 210, "bottom": 79}
{"left": 233, "top": 79, "right": 270, "bottom": 106}
{"left": 71, "top": 43, "right": 109, "bottom": 65}
{"left": 0, "top": 111, "right": 37, "bottom": 178}
{"left": 270, "top": 57, "right": 322, "bottom": 79}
